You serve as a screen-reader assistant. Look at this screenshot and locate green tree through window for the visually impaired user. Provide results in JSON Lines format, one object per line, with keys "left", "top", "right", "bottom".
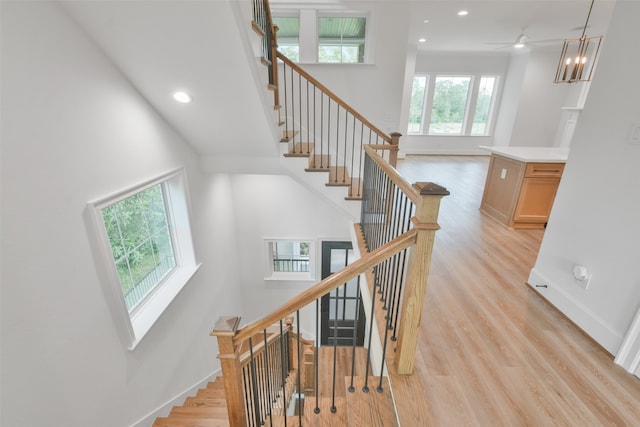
{"left": 101, "top": 184, "right": 176, "bottom": 312}
{"left": 429, "top": 76, "right": 471, "bottom": 134}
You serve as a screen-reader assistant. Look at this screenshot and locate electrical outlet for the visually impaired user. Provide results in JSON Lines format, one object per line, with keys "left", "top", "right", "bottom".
{"left": 500, "top": 168, "right": 507, "bottom": 179}
{"left": 628, "top": 122, "right": 640, "bottom": 145}
{"left": 576, "top": 275, "right": 591, "bottom": 290}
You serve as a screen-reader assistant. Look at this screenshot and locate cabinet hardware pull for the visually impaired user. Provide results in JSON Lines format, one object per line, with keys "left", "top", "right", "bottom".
{"left": 533, "top": 169, "right": 561, "bottom": 173}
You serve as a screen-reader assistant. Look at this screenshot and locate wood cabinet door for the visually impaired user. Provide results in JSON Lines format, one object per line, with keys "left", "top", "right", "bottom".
{"left": 512, "top": 177, "right": 560, "bottom": 223}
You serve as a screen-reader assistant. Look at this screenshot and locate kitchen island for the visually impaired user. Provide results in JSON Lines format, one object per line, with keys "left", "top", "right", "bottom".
{"left": 479, "top": 146, "right": 569, "bottom": 229}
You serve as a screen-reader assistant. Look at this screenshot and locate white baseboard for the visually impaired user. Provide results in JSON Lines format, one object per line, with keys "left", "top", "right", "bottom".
{"left": 130, "top": 369, "right": 221, "bottom": 427}
{"left": 614, "top": 306, "right": 640, "bottom": 377}
{"left": 527, "top": 267, "right": 622, "bottom": 355}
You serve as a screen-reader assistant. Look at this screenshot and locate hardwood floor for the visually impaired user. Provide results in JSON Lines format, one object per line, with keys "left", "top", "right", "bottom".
{"left": 387, "top": 155, "right": 640, "bottom": 426}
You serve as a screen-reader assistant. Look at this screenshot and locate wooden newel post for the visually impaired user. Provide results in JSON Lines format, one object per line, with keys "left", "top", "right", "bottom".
{"left": 285, "top": 316, "right": 295, "bottom": 370}
{"left": 388, "top": 132, "right": 402, "bottom": 168}
{"left": 270, "top": 23, "right": 280, "bottom": 107}
{"left": 394, "top": 182, "right": 449, "bottom": 375}
{"left": 210, "top": 316, "right": 247, "bottom": 427}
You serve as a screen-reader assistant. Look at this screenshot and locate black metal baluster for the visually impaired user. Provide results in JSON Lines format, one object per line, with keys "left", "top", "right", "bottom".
{"left": 263, "top": 330, "right": 273, "bottom": 426}
{"left": 279, "top": 320, "right": 288, "bottom": 427}
{"left": 296, "top": 311, "right": 302, "bottom": 427}
{"left": 348, "top": 275, "right": 362, "bottom": 393}
{"left": 343, "top": 109, "right": 348, "bottom": 183}
{"left": 249, "top": 338, "right": 262, "bottom": 426}
{"left": 243, "top": 365, "right": 254, "bottom": 427}
{"left": 334, "top": 104, "right": 340, "bottom": 184}
{"left": 306, "top": 80, "right": 310, "bottom": 154}
{"left": 363, "top": 267, "right": 379, "bottom": 393}
{"left": 331, "top": 289, "right": 339, "bottom": 413}
{"left": 283, "top": 61, "right": 289, "bottom": 143}
{"left": 320, "top": 93, "right": 325, "bottom": 168}
{"left": 314, "top": 298, "right": 320, "bottom": 414}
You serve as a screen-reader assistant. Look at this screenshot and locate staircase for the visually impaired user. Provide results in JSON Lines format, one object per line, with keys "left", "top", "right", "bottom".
{"left": 154, "top": 348, "right": 398, "bottom": 427}
{"left": 153, "top": 377, "right": 230, "bottom": 427}
{"left": 151, "top": 1, "right": 448, "bottom": 426}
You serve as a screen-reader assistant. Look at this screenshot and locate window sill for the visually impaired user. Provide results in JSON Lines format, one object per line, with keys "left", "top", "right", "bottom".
{"left": 264, "top": 272, "right": 315, "bottom": 282}
{"left": 128, "top": 262, "right": 201, "bottom": 350}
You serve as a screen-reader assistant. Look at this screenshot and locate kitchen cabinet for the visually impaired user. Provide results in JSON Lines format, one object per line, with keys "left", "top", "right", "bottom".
{"left": 479, "top": 147, "right": 567, "bottom": 229}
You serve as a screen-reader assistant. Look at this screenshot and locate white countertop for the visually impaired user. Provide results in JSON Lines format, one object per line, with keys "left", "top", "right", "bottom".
{"left": 479, "top": 146, "right": 569, "bottom": 163}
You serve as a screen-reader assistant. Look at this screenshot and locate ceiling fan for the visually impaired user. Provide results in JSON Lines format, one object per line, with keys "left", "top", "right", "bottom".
{"left": 485, "top": 31, "right": 560, "bottom": 49}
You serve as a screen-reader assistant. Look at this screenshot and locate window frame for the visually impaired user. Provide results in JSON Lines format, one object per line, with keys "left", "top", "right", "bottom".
{"left": 87, "top": 168, "right": 200, "bottom": 350}
{"left": 408, "top": 72, "right": 502, "bottom": 136}
{"left": 316, "top": 14, "right": 368, "bottom": 64}
{"left": 272, "top": 9, "right": 371, "bottom": 64}
{"left": 264, "top": 239, "right": 316, "bottom": 281}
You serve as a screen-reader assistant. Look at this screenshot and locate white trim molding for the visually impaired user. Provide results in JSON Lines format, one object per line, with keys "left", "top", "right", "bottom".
{"left": 615, "top": 305, "right": 640, "bottom": 378}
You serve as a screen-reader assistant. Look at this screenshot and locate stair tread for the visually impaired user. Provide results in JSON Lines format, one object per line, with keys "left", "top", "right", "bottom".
{"left": 195, "top": 389, "right": 226, "bottom": 398}
{"left": 306, "top": 154, "right": 331, "bottom": 171}
{"left": 183, "top": 396, "right": 227, "bottom": 408}
{"left": 345, "top": 376, "right": 398, "bottom": 427}
{"left": 345, "top": 178, "right": 364, "bottom": 200}
{"left": 153, "top": 416, "right": 229, "bottom": 427}
{"left": 284, "top": 142, "right": 314, "bottom": 157}
{"left": 281, "top": 130, "right": 299, "bottom": 142}
{"left": 327, "top": 166, "right": 351, "bottom": 186}
{"left": 170, "top": 406, "right": 229, "bottom": 417}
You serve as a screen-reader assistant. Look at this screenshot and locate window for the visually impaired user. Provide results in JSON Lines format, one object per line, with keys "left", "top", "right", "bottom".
{"left": 317, "top": 16, "right": 366, "bottom": 63}
{"left": 271, "top": 241, "right": 310, "bottom": 272}
{"left": 273, "top": 16, "right": 300, "bottom": 62}
{"left": 272, "top": 10, "right": 369, "bottom": 64}
{"left": 265, "top": 239, "right": 315, "bottom": 280}
{"left": 408, "top": 73, "right": 500, "bottom": 136}
{"left": 101, "top": 184, "right": 176, "bottom": 312}
{"left": 408, "top": 75, "right": 428, "bottom": 133}
{"left": 87, "top": 169, "right": 199, "bottom": 349}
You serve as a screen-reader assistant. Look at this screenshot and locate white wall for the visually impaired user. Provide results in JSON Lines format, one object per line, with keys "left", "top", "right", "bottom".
{"left": 493, "top": 52, "right": 529, "bottom": 147}
{"left": 300, "top": 1, "right": 411, "bottom": 136}
{"left": 229, "top": 174, "right": 353, "bottom": 329}
{"left": 527, "top": 0, "right": 640, "bottom": 355}
{"left": 508, "top": 50, "right": 571, "bottom": 147}
{"left": 1, "top": 2, "right": 243, "bottom": 426}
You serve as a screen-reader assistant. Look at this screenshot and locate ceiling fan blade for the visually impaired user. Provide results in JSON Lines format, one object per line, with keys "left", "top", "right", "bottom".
{"left": 525, "top": 38, "right": 563, "bottom": 44}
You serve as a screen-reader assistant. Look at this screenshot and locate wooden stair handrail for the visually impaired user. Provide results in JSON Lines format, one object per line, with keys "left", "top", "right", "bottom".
{"left": 276, "top": 51, "right": 393, "bottom": 145}
{"left": 365, "top": 145, "right": 420, "bottom": 204}
{"left": 234, "top": 229, "right": 416, "bottom": 344}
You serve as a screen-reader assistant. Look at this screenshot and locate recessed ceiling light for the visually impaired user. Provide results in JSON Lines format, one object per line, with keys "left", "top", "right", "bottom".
{"left": 172, "top": 91, "right": 192, "bottom": 103}
{"left": 514, "top": 43, "right": 525, "bottom": 49}
{"left": 419, "top": 38, "right": 427, "bottom": 43}
{"left": 423, "top": 19, "right": 429, "bottom": 24}
{"left": 457, "top": 10, "right": 469, "bottom": 16}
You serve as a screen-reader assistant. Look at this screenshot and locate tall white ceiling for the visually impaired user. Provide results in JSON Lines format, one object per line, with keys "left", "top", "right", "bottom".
{"left": 61, "top": 0, "right": 616, "bottom": 159}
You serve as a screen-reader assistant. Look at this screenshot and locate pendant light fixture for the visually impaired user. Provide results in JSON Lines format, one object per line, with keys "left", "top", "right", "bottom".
{"left": 554, "top": 0, "right": 603, "bottom": 83}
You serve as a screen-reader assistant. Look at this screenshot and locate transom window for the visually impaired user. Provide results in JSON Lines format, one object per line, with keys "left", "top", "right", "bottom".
{"left": 272, "top": 10, "right": 369, "bottom": 64}
{"left": 408, "top": 73, "right": 500, "bottom": 136}
{"left": 317, "top": 16, "right": 366, "bottom": 63}
{"left": 273, "top": 16, "right": 300, "bottom": 62}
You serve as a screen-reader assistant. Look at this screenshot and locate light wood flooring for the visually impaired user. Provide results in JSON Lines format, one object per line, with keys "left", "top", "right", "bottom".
{"left": 386, "top": 155, "right": 640, "bottom": 426}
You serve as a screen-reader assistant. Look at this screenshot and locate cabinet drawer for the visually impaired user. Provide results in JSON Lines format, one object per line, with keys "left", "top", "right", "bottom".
{"left": 525, "top": 163, "right": 564, "bottom": 178}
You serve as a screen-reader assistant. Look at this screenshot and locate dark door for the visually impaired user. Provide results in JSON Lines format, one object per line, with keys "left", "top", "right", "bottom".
{"left": 320, "top": 241, "right": 366, "bottom": 346}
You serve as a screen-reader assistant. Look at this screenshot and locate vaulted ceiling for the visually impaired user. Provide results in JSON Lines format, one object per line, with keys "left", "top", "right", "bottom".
{"left": 61, "top": 0, "right": 615, "bottom": 160}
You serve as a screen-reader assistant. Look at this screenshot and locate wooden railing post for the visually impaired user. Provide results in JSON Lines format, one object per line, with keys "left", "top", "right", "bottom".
{"left": 285, "top": 316, "right": 295, "bottom": 370}
{"left": 210, "top": 316, "right": 247, "bottom": 427}
{"left": 388, "top": 132, "right": 401, "bottom": 168}
{"left": 270, "top": 23, "right": 280, "bottom": 107}
{"left": 394, "top": 182, "right": 449, "bottom": 375}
